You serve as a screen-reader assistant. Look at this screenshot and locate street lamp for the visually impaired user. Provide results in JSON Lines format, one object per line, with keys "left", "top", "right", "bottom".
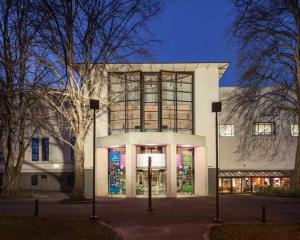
{"left": 212, "top": 102, "right": 222, "bottom": 223}
{"left": 148, "top": 156, "right": 152, "bottom": 211}
{"left": 90, "top": 99, "right": 99, "bottom": 221}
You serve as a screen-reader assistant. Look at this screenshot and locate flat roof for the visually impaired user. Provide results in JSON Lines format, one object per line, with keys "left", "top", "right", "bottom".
{"left": 102, "top": 62, "right": 229, "bottom": 80}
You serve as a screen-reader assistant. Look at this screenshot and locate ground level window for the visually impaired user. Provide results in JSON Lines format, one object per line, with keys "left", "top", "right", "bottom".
{"left": 219, "top": 176, "right": 290, "bottom": 193}
{"left": 31, "top": 175, "right": 38, "bottom": 186}
{"left": 108, "top": 147, "right": 126, "bottom": 196}
{"left": 177, "top": 146, "right": 194, "bottom": 195}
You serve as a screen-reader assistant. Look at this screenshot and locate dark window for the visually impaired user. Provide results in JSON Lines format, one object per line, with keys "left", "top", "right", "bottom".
{"left": 42, "top": 138, "right": 49, "bottom": 161}
{"left": 253, "top": 122, "right": 275, "bottom": 135}
{"left": 32, "top": 138, "right": 39, "bottom": 161}
{"left": 31, "top": 175, "right": 38, "bottom": 186}
{"left": 67, "top": 174, "right": 75, "bottom": 186}
{"left": 0, "top": 175, "right": 3, "bottom": 186}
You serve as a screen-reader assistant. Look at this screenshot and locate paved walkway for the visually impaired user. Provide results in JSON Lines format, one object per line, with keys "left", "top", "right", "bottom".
{"left": 0, "top": 194, "right": 300, "bottom": 239}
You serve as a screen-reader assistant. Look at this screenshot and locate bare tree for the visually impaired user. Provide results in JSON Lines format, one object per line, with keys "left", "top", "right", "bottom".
{"left": 0, "top": 0, "right": 49, "bottom": 195}
{"left": 38, "top": 0, "right": 160, "bottom": 199}
{"left": 229, "top": 0, "right": 300, "bottom": 191}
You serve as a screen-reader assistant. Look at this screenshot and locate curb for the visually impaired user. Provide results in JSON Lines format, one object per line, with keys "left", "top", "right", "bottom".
{"left": 99, "top": 221, "right": 124, "bottom": 240}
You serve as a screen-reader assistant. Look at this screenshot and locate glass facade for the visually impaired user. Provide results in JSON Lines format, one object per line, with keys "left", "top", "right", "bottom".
{"left": 109, "top": 71, "right": 193, "bottom": 135}
{"left": 219, "top": 177, "right": 290, "bottom": 193}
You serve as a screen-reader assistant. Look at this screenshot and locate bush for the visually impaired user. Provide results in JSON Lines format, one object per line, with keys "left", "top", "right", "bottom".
{"left": 256, "top": 186, "right": 300, "bottom": 198}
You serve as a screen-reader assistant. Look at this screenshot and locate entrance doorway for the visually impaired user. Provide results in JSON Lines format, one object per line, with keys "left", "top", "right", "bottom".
{"left": 136, "top": 145, "right": 167, "bottom": 196}
{"left": 136, "top": 170, "right": 167, "bottom": 195}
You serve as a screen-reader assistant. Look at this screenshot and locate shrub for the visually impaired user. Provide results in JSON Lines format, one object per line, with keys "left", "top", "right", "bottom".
{"left": 256, "top": 186, "right": 300, "bottom": 198}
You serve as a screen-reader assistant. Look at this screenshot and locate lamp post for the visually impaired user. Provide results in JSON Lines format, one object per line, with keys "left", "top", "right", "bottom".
{"left": 90, "top": 99, "right": 99, "bottom": 221}
{"left": 212, "top": 102, "right": 222, "bottom": 223}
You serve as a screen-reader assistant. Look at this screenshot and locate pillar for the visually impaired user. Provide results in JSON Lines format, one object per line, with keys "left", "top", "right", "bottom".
{"left": 194, "top": 147, "right": 207, "bottom": 196}
{"left": 125, "top": 144, "right": 136, "bottom": 198}
{"left": 95, "top": 147, "right": 108, "bottom": 197}
{"left": 166, "top": 143, "right": 177, "bottom": 197}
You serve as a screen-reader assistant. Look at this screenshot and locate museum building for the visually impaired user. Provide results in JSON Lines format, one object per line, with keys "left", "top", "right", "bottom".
{"left": 0, "top": 62, "right": 295, "bottom": 197}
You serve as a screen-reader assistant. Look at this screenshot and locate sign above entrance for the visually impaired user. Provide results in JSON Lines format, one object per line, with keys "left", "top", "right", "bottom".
{"left": 137, "top": 153, "right": 166, "bottom": 169}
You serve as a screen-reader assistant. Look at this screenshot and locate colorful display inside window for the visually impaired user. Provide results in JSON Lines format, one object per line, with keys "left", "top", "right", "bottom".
{"left": 108, "top": 147, "right": 126, "bottom": 195}
{"left": 177, "top": 147, "right": 194, "bottom": 194}
{"left": 109, "top": 152, "right": 121, "bottom": 193}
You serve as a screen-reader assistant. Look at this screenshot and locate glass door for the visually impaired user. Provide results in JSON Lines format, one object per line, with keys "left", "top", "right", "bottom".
{"left": 136, "top": 169, "right": 167, "bottom": 196}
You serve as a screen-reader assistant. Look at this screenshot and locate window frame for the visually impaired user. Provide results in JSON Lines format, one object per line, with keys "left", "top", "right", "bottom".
{"left": 291, "top": 124, "right": 299, "bottom": 137}
{"left": 219, "top": 124, "right": 235, "bottom": 137}
{"left": 253, "top": 122, "right": 276, "bottom": 136}
{"left": 31, "top": 138, "right": 40, "bottom": 161}
{"left": 31, "top": 174, "right": 39, "bottom": 186}
{"left": 41, "top": 138, "right": 49, "bottom": 161}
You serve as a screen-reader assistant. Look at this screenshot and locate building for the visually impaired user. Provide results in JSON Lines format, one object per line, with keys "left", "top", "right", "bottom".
{"left": 0, "top": 62, "right": 295, "bottom": 197}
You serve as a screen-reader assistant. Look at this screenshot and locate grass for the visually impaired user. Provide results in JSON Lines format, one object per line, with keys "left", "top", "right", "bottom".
{"left": 210, "top": 224, "right": 300, "bottom": 240}
{"left": 0, "top": 215, "right": 120, "bottom": 240}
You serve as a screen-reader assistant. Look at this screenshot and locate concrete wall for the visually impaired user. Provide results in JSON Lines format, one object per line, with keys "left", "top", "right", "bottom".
{"left": 20, "top": 172, "right": 74, "bottom": 192}
{"left": 219, "top": 87, "right": 296, "bottom": 171}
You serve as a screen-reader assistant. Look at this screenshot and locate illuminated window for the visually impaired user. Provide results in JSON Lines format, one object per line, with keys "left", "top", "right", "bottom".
{"left": 253, "top": 122, "right": 275, "bottom": 135}
{"left": 109, "top": 71, "right": 193, "bottom": 134}
{"left": 291, "top": 124, "right": 299, "bottom": 136}
{"left": 220, "top": 125, "right": 235, "bottom": 137}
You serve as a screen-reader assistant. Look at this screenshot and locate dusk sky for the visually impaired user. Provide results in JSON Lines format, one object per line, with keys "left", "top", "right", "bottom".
{"left": 153, "top": 0, "right": 237, "bottom": 86}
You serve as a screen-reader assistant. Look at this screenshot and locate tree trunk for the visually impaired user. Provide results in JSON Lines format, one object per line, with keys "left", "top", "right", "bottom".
{"left": 2, "top": 167, "right": 21, "bottom": 196}
{"left": 72, "top": 135, "right": 85, "bottom": 200}
{"left": 292, "top": 115, "right": 300, "bottom": 192}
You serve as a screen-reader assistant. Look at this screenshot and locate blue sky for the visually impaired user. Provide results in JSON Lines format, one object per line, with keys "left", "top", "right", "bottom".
{"left": 152, "top": 0, "right": 237, "bottom": 86}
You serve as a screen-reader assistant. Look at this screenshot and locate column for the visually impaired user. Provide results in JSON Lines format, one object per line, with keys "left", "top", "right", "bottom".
{"left": 125, "top": 144, "right": 136, "bottom": 198}
{"left": 95, "top": 147, "right": 108, "bottom": 197}
{"left": 194, "top": 147, "right": 207, "bottom": 196}
{"left": 166, "top": 143, "right": 177, "bottom": 198}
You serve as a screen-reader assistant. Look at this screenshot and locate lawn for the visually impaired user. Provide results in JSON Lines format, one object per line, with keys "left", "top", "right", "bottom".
{"left": 0, "top": 215, "right": 120, "bottom": 240}
{"left": 210, "top": 224, "right": 300, "bottom": 240}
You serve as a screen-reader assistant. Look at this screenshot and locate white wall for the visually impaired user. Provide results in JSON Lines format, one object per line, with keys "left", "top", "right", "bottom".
{"left": 194, "top": 67, "right": 220, "bottom": 168}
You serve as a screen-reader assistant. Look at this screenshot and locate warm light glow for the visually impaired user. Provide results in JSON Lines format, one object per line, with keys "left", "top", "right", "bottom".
{"left": 177, "top": 144, "right": 193, "bottom": 148}
{"left": 109, "top": 145, "right": 124, "bottom": 148}
{"left": 53, "top": 164, "right": 60, "bottom": 169}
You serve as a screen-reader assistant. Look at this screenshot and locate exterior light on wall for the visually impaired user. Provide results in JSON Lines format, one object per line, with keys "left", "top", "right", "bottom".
{"left": 90, "top": 99, "right": 99, "bottom": 221}
{"left": 212, "top": 101, "right": 222, "bottom": 223}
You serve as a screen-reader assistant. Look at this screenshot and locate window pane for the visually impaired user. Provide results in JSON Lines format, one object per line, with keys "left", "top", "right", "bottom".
{"left": 254, "top": 123, "right": 275, "bottom": 135}
{"left": 162, "top": 91, "right": 175, "bottom": 100}
{"left": 31, "top": 175, "right": 38, "bottom": 186}
{"left": 291, "top": 124, "right": 299, "bottom": 136}
{"left": 32, "top": 138, "right": 39, "bottom": 161}
{"left": 220, "top": 125, "right": 235, "bottom": 137}
{"left": 42, "top": 138, "right": 49, "bottom": 161}
{"left": 177, "top": 92, "right": 192, "bottom": 101}
{"left": 177, "top": 73, "right": 192, "bottom": 83}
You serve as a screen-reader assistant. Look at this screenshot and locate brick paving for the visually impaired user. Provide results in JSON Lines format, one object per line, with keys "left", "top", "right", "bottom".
{"left": 0, "top": 194, "right": 299, "bottom": 239}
